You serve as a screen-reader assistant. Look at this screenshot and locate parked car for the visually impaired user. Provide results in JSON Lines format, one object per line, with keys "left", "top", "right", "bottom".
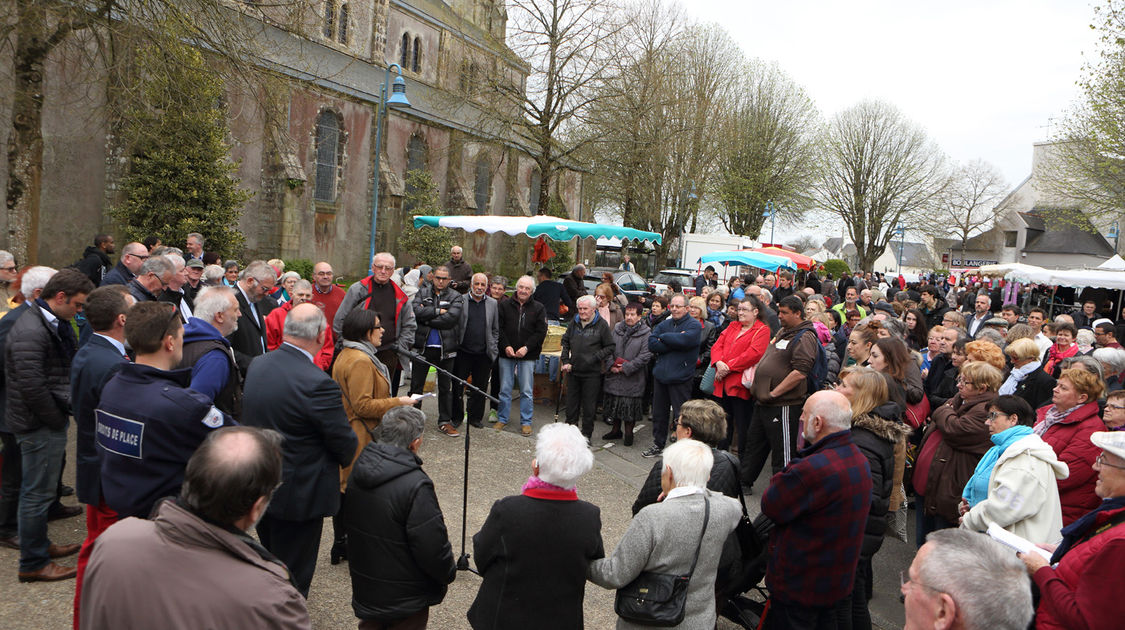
{"left": 559, "top": 269, "right": 654, "bottom": 307}
{"left": 651, "top": 269, "right": 698, "bottom": 296}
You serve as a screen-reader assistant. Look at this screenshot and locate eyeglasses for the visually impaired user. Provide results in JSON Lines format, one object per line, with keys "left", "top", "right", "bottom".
{"left": 899, "top": 570, "right": 945, "bottom": 604}
{"left": 956, "top": 378, "right": 974, "bottom": 387}
{"left": 164, "top": 304, "right": 181, "bottom": 334}
{"left": 130, "top": 253, "right": 150, "bottom": 260}
{"left": 372, "top": 264, "right": 394, "bottom": 271}
{"left": 434, "top": 276, "right": 450, "bottom": 282}
{"left": 372, "top": 324, "right": 384, "bottom": 330}
{"left": 1095, "top": 453, "right": 1125, "bottom": 470}
{"left": 151, "top": 272, "right": 169, "bottom": 290}
{"left": 1107, "top": 403, "right": 1125, "bottom": 411}
{"left": 987, "top": 411, "right": 1009, "bottom": 421}
{"left": 0, "top": 265, "right": 15, "bottom": 272}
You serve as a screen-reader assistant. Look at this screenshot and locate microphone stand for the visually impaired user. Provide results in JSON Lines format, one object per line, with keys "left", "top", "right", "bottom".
{"left": 399, "top": 348, "right": 499, "bottom": 576}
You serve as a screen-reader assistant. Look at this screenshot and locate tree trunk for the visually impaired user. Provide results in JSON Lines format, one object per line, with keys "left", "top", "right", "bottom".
{"left": 6, "top": 3, "right": 50, "bottom": 265}
{"left": 537, "top": 150, "right": 551, "bottom": 216}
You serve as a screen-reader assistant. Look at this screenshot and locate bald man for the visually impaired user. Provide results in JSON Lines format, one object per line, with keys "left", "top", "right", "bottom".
{"left": 448, "top": 246, "right": 473, "bottom": 294}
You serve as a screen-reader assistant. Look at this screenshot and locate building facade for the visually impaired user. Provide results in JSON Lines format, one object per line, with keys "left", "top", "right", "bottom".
{"left": 0, "top": 0, "right": 584, "bottom": 277}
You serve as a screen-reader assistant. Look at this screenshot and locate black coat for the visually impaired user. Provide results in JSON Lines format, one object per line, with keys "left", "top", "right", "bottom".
{"left": 0, "top": 301, "right": 30, "bottom": 432}
{"left": 100, "top": 260, "right": 134, "bottom": 287}
{"left": 344, "top": 443, "right": 455, "bottom": 621}
{"left": 497, "top": 298, "right": 548, "bottom": 360}
{"left": 560, "top": 314, "right": 613, "bottom": 375}
{"left": 69, "top": 335, "right": 128, "bottom": 505}
{"left": 1014, "top": 366, "right": 1056, "bottom": 412}
{"left": 632, "top": 447, "right": 740, "bottom": 515}
{"left": 74, "top": 246, "right": 111, "bottom": 287}
{"left": 4, "top": 305, "right": 74, "bottom": 433}
{"left": 851, "top": 406, "right": 911, "bottom": 559}
{"left": 411, "top": 283, "right": 463, "bottom": 355}
{"left": 469, "top": 492, "right": 603, "bottom": 630}
{"left": 228, "top": 287, "right": 268, "bottom": 376}
{"left": 241, "top": 344, "right": 357, "bottom": 521}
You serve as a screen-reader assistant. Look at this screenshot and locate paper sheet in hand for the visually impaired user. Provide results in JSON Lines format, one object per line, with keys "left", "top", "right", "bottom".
{"left": 410, "top": 393, "right": 435, "bottom": 401}
{"left": 987, "top": 522, "right": 1053, "bottom": 562}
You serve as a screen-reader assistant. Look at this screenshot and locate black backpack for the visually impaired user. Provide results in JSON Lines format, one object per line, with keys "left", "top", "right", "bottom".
{"left": 792, "top": 327, "right": 829, "bottom": 393}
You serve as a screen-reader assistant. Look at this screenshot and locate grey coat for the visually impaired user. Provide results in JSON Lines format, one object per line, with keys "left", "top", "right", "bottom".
{"left": 455, "top": 292, "right": 499, "bottom": 361}
{"left": 603, "top": 321, "right": 652, "bottom": 398}
{"left": 588, "top": 490, "right": 740, "bottom": 630}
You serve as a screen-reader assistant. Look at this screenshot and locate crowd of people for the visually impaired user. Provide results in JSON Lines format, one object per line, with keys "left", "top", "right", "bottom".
{"left": 1, "top": 235, "right": 1124, "bottom": 629}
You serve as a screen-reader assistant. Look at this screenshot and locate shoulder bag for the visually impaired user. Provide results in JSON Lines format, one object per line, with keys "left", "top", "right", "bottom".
{"left": 615, "top": 494, "right": 710, "bottom": 627}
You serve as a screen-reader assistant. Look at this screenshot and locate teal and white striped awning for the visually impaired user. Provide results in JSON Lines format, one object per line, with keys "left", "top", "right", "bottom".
{"left": 412, "top": 215, "right": 662, "bottom": 245}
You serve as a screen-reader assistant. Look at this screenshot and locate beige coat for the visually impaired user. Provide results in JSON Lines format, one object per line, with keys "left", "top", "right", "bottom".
{"left": 332, "top": 346, "right": 402, "bottom": 491}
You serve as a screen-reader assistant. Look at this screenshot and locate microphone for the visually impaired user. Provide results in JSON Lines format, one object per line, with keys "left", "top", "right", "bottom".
{"left": 396, "top": 347, "right": 425, "bottom": 362}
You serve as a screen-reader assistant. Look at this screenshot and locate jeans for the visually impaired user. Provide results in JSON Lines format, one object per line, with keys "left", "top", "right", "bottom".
{"left": 452, "top": 350, "right": 492, "bottom": 426}
{"left": 0, "top": 431, "right": 22, "bottom": 537}
{"left": 565, "top": 372, "right": 602, "bottom": 437}
{"left": 651, "top": 380, "right": 691, "bottom": 448}
{"left": 409, "top": 347, "right": 453, "bottom": 424}
{"left": 498, "top": 358, "right": 534, "bottom": 426}
{"left": 17, "top": 426, "right": 68, "bottom": 572}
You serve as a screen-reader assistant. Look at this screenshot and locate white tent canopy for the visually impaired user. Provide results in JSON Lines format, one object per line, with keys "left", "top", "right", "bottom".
{"left": 1000, "top": 264, "right": 1125, "bottom": 290}
{"left": 1099, "top": 254, "right": 1125, "bottom": 270}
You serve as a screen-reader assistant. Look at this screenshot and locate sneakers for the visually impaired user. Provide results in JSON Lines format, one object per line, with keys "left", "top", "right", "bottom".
{"left": 439, "top": 424, "right": 460, "bottom": 437}
{"left": 641, "top": 445, "right": 663, "bottom": 458}
{"left": 493, "top": 421, "right": 506, "bottom": 432}
{"left": 488, "top": 409, "right": 498, "bottom": 421}
{"left": 521, "top": 425, "right": 533, "bottom": 436}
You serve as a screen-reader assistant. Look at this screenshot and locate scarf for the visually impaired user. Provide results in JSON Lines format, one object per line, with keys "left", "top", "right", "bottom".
{"left": 707, "top": 307, "right": 724, "bottom": 327}
{"left": 342, "top": 339, "right": 390, "bottom": 385}
{"left": 1051, "top": 496, "right": 1125, "bottom": 563}
{"left": 1035, "top": 404, "right": 1082, "bottom": 437}
{"left": 521, "top": 475, "right": 578, "bottom": 501}
{"left": 999, "top": 361, "right": 1040, "bottom": 396}
{"left": 1044, "top": 342, "right": 1078, "bottom": 375}
{"left": 963, "top": 425, "right": 1035, "bottom": 507}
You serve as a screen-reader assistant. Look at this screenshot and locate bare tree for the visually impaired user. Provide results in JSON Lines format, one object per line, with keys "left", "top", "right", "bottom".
{"left": 812, "top": 100, "right": 946, "bottom": 272}
{"left": 788, "top": 234, "right": 821, "bottom": 253}
{"left": 714, "top": 60, "right": 821, "bottom": 238}
{"left": 924, "top": 160, "right": 1009, "bottom": 264}
{"left": 488, "top": 0, "right": 623, "bottom": 216}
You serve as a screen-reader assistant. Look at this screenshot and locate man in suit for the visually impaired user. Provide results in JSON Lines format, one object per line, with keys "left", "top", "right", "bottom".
{"left": 100, "top": 242, "right": 147, "bottom": 287}
{"left": 966, "top": 293, "right": 994, "bottom": 337}
{"left": 242, "top": 303, "right": 357, "bottom": 597}
{"left": 228, "top": 260, "right": 276, "bottom": 377}
{"left": 68, "top": 285, "right": 133, "bottom": 626}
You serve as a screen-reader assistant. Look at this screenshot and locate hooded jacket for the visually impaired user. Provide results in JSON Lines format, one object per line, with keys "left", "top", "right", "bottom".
{"left": 74, "top": 246, "right": 111, "bottom": 287}
{"left": 179, "top": 317, "right": 242, "bottom": 420}
{"left": 603, "top": 320, "right": 652, "bottom": 398}
{"left": 851, "top": 405, "right": 913, "bottom": 558}
{"left": 917, "top": 391, "right": 997, "bottom": 523}
{"left": 961, "top": 433, "right": 1069, "bottom": 544}
{"left": 343, "top": 442, "right": 455, "bottom": 621}
{"left": 560, "top": 312, "right": 614, "bottom": 375}
{"left": 80, "top": 499, "right": 310, "bottom": 630}
{"left": 750, "top": 319, "right": 819, "bottom": 407}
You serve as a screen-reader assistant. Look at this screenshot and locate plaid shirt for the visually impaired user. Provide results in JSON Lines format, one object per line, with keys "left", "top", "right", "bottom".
{"left": 761, "top": 430, "right": 873, "bottom": 606}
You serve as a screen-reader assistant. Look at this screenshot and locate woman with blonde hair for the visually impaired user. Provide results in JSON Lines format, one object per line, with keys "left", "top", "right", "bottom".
{"left": 834, "top": 367, "right": 912, "bottom": 629}
{"left": 1001, "top": 337, "right": 1056, "bottom": 410}
{"left": 688, "top": 295, "right": 719, "bottom": 396}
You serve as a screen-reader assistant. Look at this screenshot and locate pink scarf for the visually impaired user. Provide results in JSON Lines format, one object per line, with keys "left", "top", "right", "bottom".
{"left": 521, "top": 476, "right": 578, "bottom": 501}
{"left": 1044, "top": 342, "right": 1078, "bottom": 375}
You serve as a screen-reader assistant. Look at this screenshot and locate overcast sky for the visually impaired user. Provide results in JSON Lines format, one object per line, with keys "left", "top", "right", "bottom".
{"left": 680, "top": 0, "right": 1102, "bottom": 241}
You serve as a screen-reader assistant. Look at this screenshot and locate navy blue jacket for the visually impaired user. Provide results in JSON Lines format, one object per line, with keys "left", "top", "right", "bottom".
{"left": 180, "top": 318, "right": 234, "bottom": 401}
{"left": 97, "top": 363, "right": 233, "bottom": 519}
{"left": 242, "top": 344, "right": 357, "bottom": 521}
{"left": 648, "top": 313, "right": 701, "bottom": 384}
{"left": 100, "top": 260, "right": 134, "bottom": 287}
{"left": 0, "top": 301, "right": 30, "bottom": 432}
{"left": 69, "top": 334, "right": 128, "bottom": 505}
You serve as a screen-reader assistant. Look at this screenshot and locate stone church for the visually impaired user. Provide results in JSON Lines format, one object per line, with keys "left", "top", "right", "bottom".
{"left": 0, "top": 0, "right": 584, "bottom": 277}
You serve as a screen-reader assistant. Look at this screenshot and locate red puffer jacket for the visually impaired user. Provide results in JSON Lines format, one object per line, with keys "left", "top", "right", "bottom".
{"left": 1036, "top": 402, "right": 1104, "bottom": 525}
{"left": 708, "top": 320, "right": 770, "bottom": 400}
{"left": 1033, "top": 505, "right": 1125, "bottom": 630}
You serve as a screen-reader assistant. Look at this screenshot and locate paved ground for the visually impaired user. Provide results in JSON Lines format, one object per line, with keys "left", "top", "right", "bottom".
{"left": 0, "top": 393, "right": 913, "bottom": 629}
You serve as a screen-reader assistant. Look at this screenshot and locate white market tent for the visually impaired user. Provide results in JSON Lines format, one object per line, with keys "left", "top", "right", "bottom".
{"left": 1098, "top": 254, "right": 1125, "bottom": 270}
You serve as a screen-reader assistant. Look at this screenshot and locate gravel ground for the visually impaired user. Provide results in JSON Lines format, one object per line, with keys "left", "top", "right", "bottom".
{"left": 0, "top": 394, "right": 905, "bottom": 629}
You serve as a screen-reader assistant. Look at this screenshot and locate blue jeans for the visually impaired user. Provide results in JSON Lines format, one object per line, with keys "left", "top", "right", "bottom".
{"left": 17, "top": 426, "right": 68, "bottom": 572}
{"left": 498, "top": 358, "right": 534, "bottom": 426}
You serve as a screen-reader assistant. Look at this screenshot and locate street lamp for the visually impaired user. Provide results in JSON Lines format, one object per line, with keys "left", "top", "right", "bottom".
{"left": 1110, "top": 224, "right": 1120, "bottom": 253}
{"left": 368, "top": 63, "right": 412, "bottom": 266}
{"left": 763, "top": 201, "right": 776, "bottom": 245}
{"left": 892, "top": 224, "right": 905, "bottom": 275}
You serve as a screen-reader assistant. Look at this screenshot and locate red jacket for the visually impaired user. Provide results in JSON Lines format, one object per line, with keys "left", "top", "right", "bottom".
{"left": 1036, "top": 402, "right": 1104, "bottom": 525}
{"left": 708, "top": 320, "right": 769, "bottom": 400}
{"left": 265, "top": 301, "right": 335, "bottom": 371}
{"left": 1033, "top": 505, "right": 1125, "bottom": 630}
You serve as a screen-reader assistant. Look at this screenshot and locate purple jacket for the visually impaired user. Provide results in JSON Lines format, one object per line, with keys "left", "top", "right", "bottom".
{"left": 761, "top": 430, "right": 872, "bottom": 607}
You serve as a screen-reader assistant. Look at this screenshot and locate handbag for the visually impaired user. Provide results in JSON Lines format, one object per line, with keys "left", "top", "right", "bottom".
{"left": 739, "top": 325, "right": 768, "bottom": 389}
{"left": 615, "top": 495, "right": 710, "bottom": 627}
{"left": 700, "top": 365, "right": 718, "bottom": 395}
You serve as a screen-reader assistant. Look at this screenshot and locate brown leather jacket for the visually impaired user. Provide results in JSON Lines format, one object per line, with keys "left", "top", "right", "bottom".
{"left": 919, "top": 391, "right": 997, "bottom": 523}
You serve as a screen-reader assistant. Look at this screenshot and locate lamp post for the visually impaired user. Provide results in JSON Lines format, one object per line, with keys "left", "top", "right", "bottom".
{"left": 763, "top": 201, "right": 776, "bottom": 245}
{"left": 892, "top": 224, "right": 905, "bottom": 275}
{"left": 368, "top": 63, "right": 411, "bottom": 266}
{"left": 1110, "top": 224, "right": 1120, "bottom": 253}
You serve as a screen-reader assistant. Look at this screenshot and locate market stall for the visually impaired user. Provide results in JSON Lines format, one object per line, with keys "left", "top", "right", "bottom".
{"left": 697, "top": 250, "right": 798, "bottom": 272}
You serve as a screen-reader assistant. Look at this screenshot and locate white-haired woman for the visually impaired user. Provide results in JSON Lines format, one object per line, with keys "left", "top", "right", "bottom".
{"left": 588, "top": 439, "right": 741, "bottom": 629}
{"left": 1093, "top": 346, "right": 1125, "bottom": 394}
{"left": 274, "top": 270, "right": 300, "bottom": 304}
{"left": 469, "top": 424, "right": 604, "bottom": 630}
